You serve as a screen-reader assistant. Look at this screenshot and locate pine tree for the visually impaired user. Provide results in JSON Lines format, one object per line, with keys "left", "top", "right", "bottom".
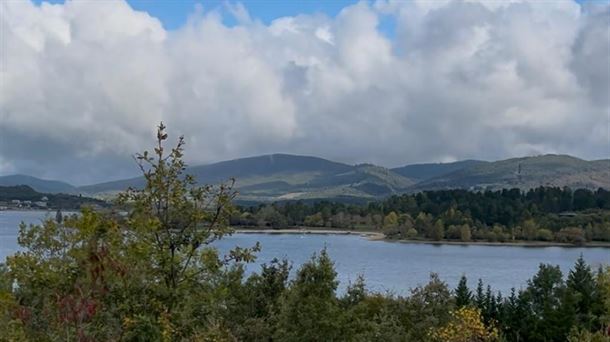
{"left": 55, "top": 209, "right": 63, "bottom": 224}
{"left": 455, "top": 275, "right": 472, "bottom": 307}
{"left": 567, "top": 255, "right": 597, "bottom": 330}
{"left": 475, "top": 279, "right": 485, "bottom": 309}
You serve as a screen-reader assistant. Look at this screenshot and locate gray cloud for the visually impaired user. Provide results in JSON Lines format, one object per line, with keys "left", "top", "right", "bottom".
{"left": 0, "top": 0, "right": 608, "bottom": 185}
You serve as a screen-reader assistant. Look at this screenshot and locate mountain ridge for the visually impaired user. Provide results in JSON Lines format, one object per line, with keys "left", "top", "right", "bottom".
{"left": 1, "top": 154, "right": 608, "bottom": 202}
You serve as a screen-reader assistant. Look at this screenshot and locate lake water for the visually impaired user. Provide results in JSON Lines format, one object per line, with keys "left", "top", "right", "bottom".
{"left": 1, "top": 210, "right": 608, "bottom": 295}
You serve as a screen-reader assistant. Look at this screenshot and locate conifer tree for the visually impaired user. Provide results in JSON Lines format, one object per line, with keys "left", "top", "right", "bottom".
{"left": 455, "top": 275, "right": 472, "bottom": 307}
{"left": 567, "top": 255, "right": 597, "bottom": 329}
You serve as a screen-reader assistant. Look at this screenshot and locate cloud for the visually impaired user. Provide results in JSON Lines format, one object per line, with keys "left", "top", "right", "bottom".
{"left": 0, "top": 0, "right": 608, "bottom": 184}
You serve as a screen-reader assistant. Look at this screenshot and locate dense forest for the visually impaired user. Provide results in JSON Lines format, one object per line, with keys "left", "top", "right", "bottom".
{"left": 1, "top": 125, "right": 608, "bottom": 341}
{"left": 233, "top": 187, "right": 610, "bottom": 244}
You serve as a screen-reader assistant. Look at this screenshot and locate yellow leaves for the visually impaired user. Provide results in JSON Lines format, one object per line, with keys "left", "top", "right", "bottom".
{"left": 159, "top": 312, "right": 175, "bottom": 342}
{"left": 122, "top": 316, "right": 135, "bottom": 328}
{"left": 430, "top": 307, "right": 499, "bottom": 342}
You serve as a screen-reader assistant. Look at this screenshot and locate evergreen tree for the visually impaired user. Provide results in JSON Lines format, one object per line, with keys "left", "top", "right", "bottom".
{"left": 455, "top": 275, "right": 472, "bottom": 307}
{"left": 567, "top": 255, "right": 598, "bottom": 330}
{"left": 521, "top": 264, "right": 574, "bottom": 341}
{"left": 475, "top": 279, "right": 486, "bottom": 309}
{"left": 54, "top": 209, "right": 63, "bottom": 224}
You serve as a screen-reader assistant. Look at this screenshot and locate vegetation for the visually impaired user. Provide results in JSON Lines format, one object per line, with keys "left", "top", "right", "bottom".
{"left": 0, "top": 185, "right": 107, "bottom": 210}
{"left": 0, "top": 124, "right": 608, "bottom": 341}
{"left": 233, "top": 187, "right": 610, "bottom": 244}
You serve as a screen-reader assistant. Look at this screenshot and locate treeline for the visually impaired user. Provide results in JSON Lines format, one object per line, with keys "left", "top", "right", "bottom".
{"left": 0, "top": 185, "right": 107, "bottom": 209}
{"left": 3, "top": 240, "right": 609, "bottom": 341}
{"left": 3, "top": 126, "right": 607, "bottom": 341}
{"left": 233, "top": 187, "right": 610, "bottom": 244}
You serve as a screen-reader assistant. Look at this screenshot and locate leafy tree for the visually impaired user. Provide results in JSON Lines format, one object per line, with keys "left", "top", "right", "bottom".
{"left": 4, "top": 123, "right": 258, "bottom": 340}
{"left": 520, "top": 264, "right": 574, "bottom": 341}
{"left": 566, "top": 326, "right": 610, "bottom": 342}
{"left": 459, "top": 224, "right": 472, "bottom": 242}
{"left": 404, "top": 273, "right": 454, "bottom": 340}
{"left": 536, "top": 228, "right": 554, "bottom": 241}
{"left": 431, "top": 307, "right": 499, "bottom": 342}
{"left": 432, "top": 219, "right": 445, "bottom": 241}
{"left": 383, "top": 211, "right": 399, "bottom": 229}
{"left": 274, "top": 249, "right": 342, "bottom": 341}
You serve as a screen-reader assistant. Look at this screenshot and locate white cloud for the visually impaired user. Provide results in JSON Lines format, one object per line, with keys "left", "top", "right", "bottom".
{"left": 0, "top": 0, "right": 608, "bottom": 184}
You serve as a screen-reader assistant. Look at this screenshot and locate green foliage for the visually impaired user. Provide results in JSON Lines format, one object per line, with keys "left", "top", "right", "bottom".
{"left": 567, "top": 255, "right": 598, "bottom": 330}
{"left": 274, "top": 249, "right": 342, "bottom": 341}
{"left": 404, "top": 274, "right": 454, "bottom": 340}
{"left": 0, "top": 185, "right": 107, "bottom": 210}
{"left": 455, "top": 275, "right": 472, "bottom": 307}
{"left": 236, "top": 187, "right": 610, "bottom": 244}
{"left": 2, "top": 123, "right": 258, "bottom": 340}
{"left": 1, "top": 125, "right": 608, "bottom": 341}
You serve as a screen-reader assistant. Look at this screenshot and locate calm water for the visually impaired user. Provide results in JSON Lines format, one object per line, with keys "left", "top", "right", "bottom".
{"left": 1, "top": 210, "right": 608, "bottom": 294}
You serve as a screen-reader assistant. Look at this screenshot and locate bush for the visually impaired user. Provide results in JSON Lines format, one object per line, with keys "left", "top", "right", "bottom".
{"left": 537, "top": 228, "right": 554, "bottom": 241}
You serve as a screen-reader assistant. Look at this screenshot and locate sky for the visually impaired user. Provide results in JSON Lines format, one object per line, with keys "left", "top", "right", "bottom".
{"left": 1, "top": 0, "right": 609, "bottom": 185}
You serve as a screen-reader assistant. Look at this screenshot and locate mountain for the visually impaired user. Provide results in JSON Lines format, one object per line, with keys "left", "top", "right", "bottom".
{"left": 391, "top": 160, "right": 486, "bottom": 182}
{"left": 7, "top": 154, "right": 609, "bottom": 204}
{"left": 410, "top": 154, "right": 610, "bottom": 192}
{"left": 78, "top": 154, "right": 416, "bottom": 202}
{"left": 0, "top": 174, "right": 77, "bottom": 194}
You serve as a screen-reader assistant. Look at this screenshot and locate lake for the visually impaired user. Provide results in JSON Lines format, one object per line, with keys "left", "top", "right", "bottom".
{"left": 1, "top": 210, "right": 608, "bottom": 294}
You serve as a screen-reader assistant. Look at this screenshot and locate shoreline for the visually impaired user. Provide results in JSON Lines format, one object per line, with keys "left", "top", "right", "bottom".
{"left": 234, "top": 228, "right": 386, "bottom": 241}
{"left": 233, "top": 228, "right": 610, "bottom": 248}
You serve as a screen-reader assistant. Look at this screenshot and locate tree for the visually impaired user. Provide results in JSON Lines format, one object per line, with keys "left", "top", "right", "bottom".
{"left": 520, "top": 264, "right": 575, "bottom": 341}
{"left": 405, "top": 273, "right": 454, "bottom": 341}
{"left": 383, "top": 211, "right": 399, "bottom": 229}
{"left": 595, "top": 266, "right": 610, "bottom": 336}
{"left": 455, "top": 275, "right": 472, "bottom": 307}
{"left": 522, "top": 219, "right": 538, "bottom": 241}
{"left": 459, "top": 224, "right": 472, "bottom": 242}
{"left": 567, "top": 255, "right": 598, "bottom": 330}
{"left": 274, "top": 249, "right": 342, "bottom": 341}
{"left": 5, "top": 123, "right": 258, "bottom": 340}
{"left": 536, "top": 228, "right": 554, "bottom": 241}
{"left": 475, "top": 279, "right": 485, "bottom": 309}
{"left": 55, "top": 209, "right": 63, "bottom": 224}
{"left": 415, "top": 212, "right": 433, "bottom": 237}
{"left": 117, "top": 123, "right": 258, "bottom": 315}
{"left": 432, "top": 219, "right": 445, "bottom": 241}
{"left": 431, "top": 307, "right": 499, "bottom": 342}
{"left": 256, "top": 205, "right": 288, "bottom": 229}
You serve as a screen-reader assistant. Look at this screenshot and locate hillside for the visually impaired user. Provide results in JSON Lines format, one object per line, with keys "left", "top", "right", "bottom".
{"left": 6, "top": 154, "right": 609, "bottom": 203}
{"left": 391, "top": 160, "right": 486, "bottom": 182}
{"left": 411, "top": 155, "right": 610, "bottom": 192}
{"left": 0, "top": 185, "right": 107, "bottom": 209}
{"left": 78, "top": 154, "right": 415, "bottom": 202}
{"left": 0, "top": 174, "right": 76, "bottom": 194}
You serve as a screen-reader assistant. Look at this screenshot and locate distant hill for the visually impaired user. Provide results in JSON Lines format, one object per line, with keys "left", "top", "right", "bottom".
{"left": 0, "top": 185, "right": 107, "bottom": 209}
{"left": 0, "top": 174, "right": 76, "bottom": 194}
{"left": 391, "top": 160, "right": 486, "bottom": 182}
{"left": 6, "top": 154, "right": 609, "bottom": 204}
{"left": 78, "top": 154, "right": 416, "bottom": 202}
{"left": 410, "top": 155, "right": 610, "bottom": 192}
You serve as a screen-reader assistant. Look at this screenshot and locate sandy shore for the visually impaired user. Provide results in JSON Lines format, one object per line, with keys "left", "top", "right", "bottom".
{"left": 233, "top": 228, "right": 610, "bottom": 248}
{"left": 233, "top": 228, "right": 385, "bottom": 241}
